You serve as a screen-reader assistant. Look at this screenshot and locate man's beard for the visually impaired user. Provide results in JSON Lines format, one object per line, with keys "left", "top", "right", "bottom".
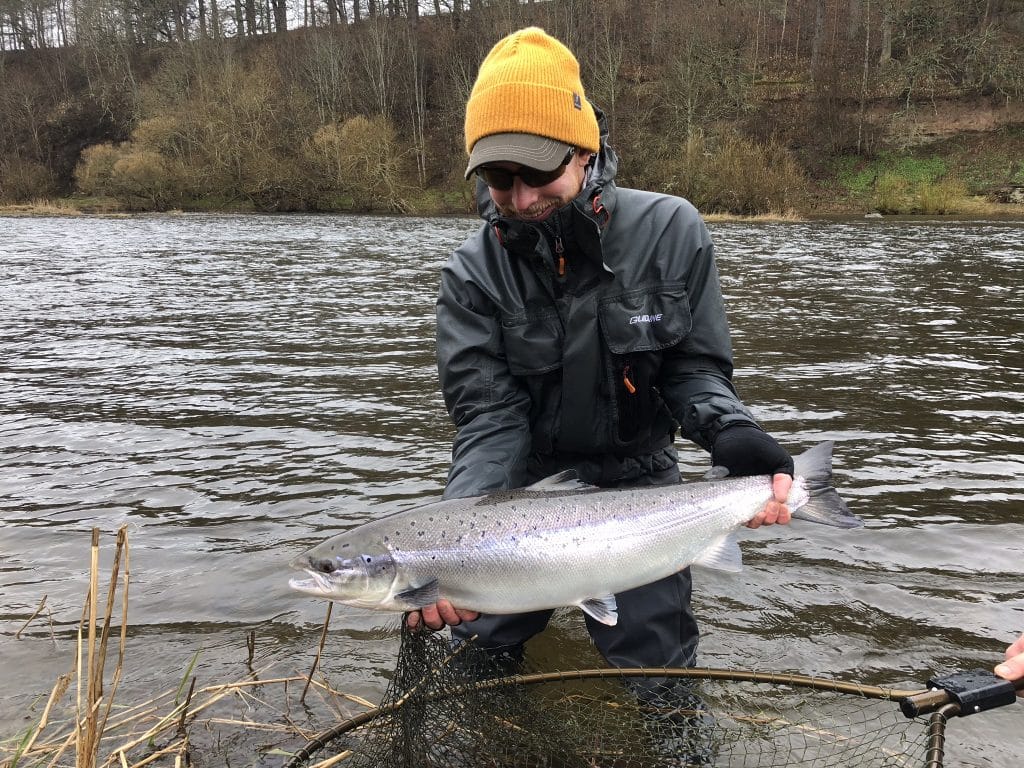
{"left": 495, "top": 190, "right": 576, "bottom": 221}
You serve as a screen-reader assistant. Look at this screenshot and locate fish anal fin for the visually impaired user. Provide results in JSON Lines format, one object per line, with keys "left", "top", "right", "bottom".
{"left": 396, "top": 579, "right": 440, "bottom": 608}
{"left": 578, "top": 595, "right": 619, "bottom": 626}
{"left": 693, "top": 535, "right": 744, "bottom": 573}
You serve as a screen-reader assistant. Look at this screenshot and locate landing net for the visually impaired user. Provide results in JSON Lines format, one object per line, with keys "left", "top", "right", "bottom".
{"left": 287, "top": 626, "right": 943, "bottom": 768}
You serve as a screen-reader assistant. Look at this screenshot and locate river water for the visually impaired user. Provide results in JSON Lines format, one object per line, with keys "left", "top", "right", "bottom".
{"left": 1, "top": 213, "right": 1022, "bottom": 765}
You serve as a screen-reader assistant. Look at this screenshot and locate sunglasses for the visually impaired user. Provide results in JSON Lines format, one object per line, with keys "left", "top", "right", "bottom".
{"left": 476, "top": 148, "right": 576, "bottom": 191}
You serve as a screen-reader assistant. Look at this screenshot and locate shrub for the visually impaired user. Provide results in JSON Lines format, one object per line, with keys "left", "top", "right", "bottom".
{"left": 109, "top": 150, "right": 178, "bottom": 210}
{"left": 75, "top": 143, "right": 124, "bottom": 197}
{"left": 873, "top": 172, "right": 910, "bottom": 213}
{"left": 131, "top": 116, "right": 183, "bottom": 156}
{"left": 304, "top": 115, "right": 410, "bottom": 212}
{"left": 916, "top": 176, "right": 969, "bottom": 214}
{"left": 0, "top": 158, "right": 57, "bottom": 201}
{"left": 662, "top": 133, "right": 811, "bottom": 215}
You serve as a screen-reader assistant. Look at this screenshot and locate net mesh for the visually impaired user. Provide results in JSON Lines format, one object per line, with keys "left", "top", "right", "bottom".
{"left": 288, "top": 626, "right": 933, "bottom": 768}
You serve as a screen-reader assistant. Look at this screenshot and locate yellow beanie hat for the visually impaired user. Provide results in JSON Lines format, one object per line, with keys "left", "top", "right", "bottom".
{"left": 464, "top": 27, "right": 600, "bottom": 178}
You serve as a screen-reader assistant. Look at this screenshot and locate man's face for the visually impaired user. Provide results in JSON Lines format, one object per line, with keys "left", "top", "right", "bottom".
{"left": 485, "top": 152, "right": 591, "bottom": 222}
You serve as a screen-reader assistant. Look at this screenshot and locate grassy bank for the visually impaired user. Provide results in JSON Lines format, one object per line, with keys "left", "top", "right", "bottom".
{"left": 5, "top": 126, "right": 1021, "bottom": 220}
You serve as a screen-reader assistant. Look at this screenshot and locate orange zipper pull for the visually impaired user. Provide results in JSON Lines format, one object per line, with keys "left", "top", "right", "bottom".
{"left": 623, "top": 365, "right": 637, "bottom": 394}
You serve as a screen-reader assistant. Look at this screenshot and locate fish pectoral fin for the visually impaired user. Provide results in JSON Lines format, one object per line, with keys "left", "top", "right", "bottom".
{"left": 693, "top": 535, "right": 744, "bottom": 573}
{"left": 395, "top": 579, "right": 440, "bottom": 608}
{"left": 577, "top": 595, "right": 619, "bottom": 626}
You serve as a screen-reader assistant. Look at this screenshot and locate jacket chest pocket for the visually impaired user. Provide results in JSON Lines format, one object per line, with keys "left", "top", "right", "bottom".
{"left": 500, "top": 308, "right": 564, "bottom": 376}
{"left": 597, "top": 283, "right": 692, "bottom": 353}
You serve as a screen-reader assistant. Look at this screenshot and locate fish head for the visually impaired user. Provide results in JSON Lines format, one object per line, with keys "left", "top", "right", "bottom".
{"left": 288, "top": 535, "right": 396, "bottom": 608}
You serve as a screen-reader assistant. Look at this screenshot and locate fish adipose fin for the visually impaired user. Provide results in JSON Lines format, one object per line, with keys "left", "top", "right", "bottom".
{"left": 792, "top": 441, "right": 863, "bottom": 529}
{"left": 694, "top": 534, "right": 744, "bottom": 572}
{"left": 396, "top": 579, "right": 440, "bottom": 608}
{"left": 578, "top": 595, "right": 619, "bottom": 626}
{"left": 702, "top": 465, "right": 732, "bottom": 481}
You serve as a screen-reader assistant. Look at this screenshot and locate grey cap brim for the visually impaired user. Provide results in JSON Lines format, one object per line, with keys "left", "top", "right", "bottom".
{"left": 465, "top": 133, "right": 572, "bottom": 179}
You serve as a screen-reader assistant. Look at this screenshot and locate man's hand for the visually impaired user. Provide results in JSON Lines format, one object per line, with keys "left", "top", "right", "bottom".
{"left": 746, "top": 473, "right": 792, "bottom": 529}
{"left": 995, "top": 632, "right": 1024, "bottom": 695}
{"left": 405, "top": 599, "right": 480, "bottom": 631}
{"left": 711, "top": 424, "right": 794, "bottom": 529}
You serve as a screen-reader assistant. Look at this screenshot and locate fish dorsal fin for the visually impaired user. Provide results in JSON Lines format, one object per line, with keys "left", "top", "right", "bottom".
{"left": 702, "top": 465, "right": 731, "bottom": 481}
{"left": 525, "top": 470, "right": 594, "bottom": 493}
{"left": 395, "top": 579, "right": 440, "bottom": 608}
{"left": 577, "top": 595, "right": 619, "bottom": 626}
{"left": 693, "top": 534, "right": 744, "bottom": 573}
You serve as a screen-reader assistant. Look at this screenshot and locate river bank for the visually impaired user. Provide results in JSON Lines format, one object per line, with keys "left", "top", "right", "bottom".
{"left": 3, "top": 195, "right": 1021, "bottom": 221}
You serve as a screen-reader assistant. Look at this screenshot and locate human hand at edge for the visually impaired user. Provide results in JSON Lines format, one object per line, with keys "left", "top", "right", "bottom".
{"left": 745, "top": 473, "right": 793, "bottom": 529}
{"left": 404, "top": 599, "right": 480, "bottom": 631}
{"left": 994, "top": 632, "right": 1024, "bottom": 695}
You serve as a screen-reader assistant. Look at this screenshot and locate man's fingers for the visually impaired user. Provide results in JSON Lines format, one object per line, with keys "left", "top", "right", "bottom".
{"left": 995, "top": 654, "right": 1024, "bottom": 686}
{"left": 1007, "top": 635, "right": 1024, "bottom": 659}
{"left": 772, "top": 474, "right": 792, "bottom": 503}
{"left": 435, "top": 600, "right": 463, "bottom": 627}
{"left": 747, "top": 500, "right": 792, "bottom": 529}
{"left": 406, "top": 601, "right": 480, "bottom": 632}
{"left": 456, "top": 608, "right": 480, "bottom": 623}
{"left": 420, "top": 604, "right": 443, "bottom": 630}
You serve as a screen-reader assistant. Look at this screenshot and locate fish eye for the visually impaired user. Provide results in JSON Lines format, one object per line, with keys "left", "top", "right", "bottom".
{"left": 362, "top": 555, "right": 373, "bottom": 564}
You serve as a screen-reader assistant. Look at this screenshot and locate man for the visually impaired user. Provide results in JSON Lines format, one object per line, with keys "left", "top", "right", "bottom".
{"left": 408, "top": 27, "right": 794, "bottom": 674}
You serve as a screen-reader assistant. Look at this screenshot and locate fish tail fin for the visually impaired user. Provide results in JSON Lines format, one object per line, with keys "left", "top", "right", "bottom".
{"left": 791, "top": 441, "right": 863, "bottom": 529}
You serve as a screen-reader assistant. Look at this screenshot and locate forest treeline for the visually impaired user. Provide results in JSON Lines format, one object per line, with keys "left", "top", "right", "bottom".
{"left": 1, "top": 0, "right": 1023, "bottom": 214}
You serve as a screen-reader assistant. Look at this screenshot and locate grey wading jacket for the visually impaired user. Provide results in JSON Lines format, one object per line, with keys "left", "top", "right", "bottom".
{"left": 437, "top": 117, "right": 761, "bottom": 500}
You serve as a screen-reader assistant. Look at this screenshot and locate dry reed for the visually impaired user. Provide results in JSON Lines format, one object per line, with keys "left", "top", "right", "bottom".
{"left": 2, "top": 527, "right": 371, "bottom": 768}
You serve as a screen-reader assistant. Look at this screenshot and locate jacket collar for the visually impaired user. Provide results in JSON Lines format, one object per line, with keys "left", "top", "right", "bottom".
{"left": 478, "top": 106, "right": 618, "bottom": 266}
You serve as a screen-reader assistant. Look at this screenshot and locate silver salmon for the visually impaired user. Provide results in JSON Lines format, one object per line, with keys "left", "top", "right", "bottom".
{"left": 289, "top": 441, "right": 861, "bottom": 626}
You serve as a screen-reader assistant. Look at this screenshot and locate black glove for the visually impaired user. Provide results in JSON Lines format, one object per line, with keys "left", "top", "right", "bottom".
{"left": 711, "top": 424, "right": 794, "bottom": 477}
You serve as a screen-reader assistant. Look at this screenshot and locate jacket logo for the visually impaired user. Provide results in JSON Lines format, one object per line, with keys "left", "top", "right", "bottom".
{"left": 629, "top": 313, "right": 663, "bottom": 325}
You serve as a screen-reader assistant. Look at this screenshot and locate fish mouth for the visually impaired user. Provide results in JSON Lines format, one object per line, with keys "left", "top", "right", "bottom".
{"left": 288, "top": 568, "right": 334, "bottom": 596}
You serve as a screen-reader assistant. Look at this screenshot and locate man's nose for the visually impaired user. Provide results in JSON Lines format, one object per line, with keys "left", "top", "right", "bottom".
{"left": 510, "top": 176, "right": 541, "bottom": 210}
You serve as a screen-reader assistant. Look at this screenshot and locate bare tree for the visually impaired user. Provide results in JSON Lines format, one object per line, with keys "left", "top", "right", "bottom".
{"left": 809, "top": 0, "right": 827, "bottom": 80}
{"left": 356, "top": 15, "right": 400, "bottom": 116}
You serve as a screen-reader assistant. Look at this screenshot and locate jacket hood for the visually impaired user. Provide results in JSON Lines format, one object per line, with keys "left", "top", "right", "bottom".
{"left": 474, "top": 104, "right": 619, "bottom": 224}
